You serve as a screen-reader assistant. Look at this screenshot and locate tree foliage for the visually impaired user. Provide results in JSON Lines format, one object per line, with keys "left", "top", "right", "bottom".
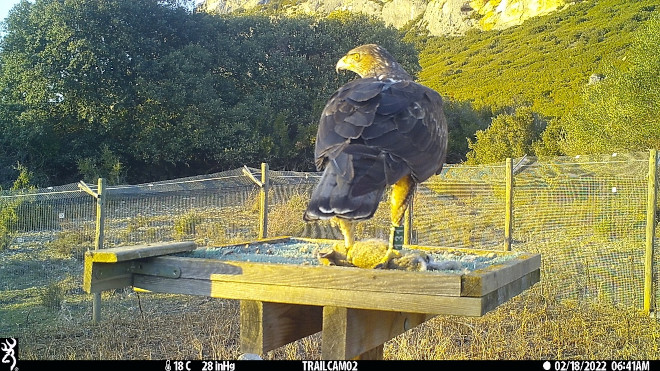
{"left": 466, "top": 106, "right": 542, "bottom": 164}
{"left": 417, "top": 0, "right": 658, "bottom": 162}
{"left": 0, "top": 0, "right": 416, "bottom": 187}
{"left": 442, "top": 99, "right": 491, "bottom": 163}
{"left": 558, "top": 12, "right": 660, "bottom": 155}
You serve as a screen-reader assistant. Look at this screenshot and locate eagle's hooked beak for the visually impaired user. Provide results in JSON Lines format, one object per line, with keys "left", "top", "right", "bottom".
{"left": 335, "top": 56, "right": 351, "bottom": 74}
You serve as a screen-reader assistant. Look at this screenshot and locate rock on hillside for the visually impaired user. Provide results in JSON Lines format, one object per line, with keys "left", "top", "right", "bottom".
{"left": 199, "top": 0, "right": 572, "bottom": 36}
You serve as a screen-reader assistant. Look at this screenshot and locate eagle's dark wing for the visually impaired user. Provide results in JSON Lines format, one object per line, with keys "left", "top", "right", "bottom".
{"left": 303, "top": 77, "right": 447, "bottom": 221}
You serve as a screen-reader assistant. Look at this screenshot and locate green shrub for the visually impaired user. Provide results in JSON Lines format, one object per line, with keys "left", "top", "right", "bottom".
{"left": 40, "top": 282, "right": 65, "bottom": 311}
{"left": 466, "top": 106, "right": 543, "bottom": 164}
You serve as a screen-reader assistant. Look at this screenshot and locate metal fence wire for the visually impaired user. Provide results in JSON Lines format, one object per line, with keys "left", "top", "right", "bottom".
{"left": 0, "top": 152, "right": 658, "bottom": 337}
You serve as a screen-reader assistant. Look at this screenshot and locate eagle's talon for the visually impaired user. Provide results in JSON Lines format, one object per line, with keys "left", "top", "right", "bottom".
{"left": 317, "top": 244, "right": 354, "bottom": 266}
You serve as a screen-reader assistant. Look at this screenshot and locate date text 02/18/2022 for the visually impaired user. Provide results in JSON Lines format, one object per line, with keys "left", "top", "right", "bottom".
{"left": 547, "top": 361, "right": 650, "bottom": 371}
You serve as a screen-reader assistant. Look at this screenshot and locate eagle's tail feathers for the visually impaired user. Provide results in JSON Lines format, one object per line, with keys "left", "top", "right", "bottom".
{"left": 303, "top": 161, "right": 383, "bottom": 221}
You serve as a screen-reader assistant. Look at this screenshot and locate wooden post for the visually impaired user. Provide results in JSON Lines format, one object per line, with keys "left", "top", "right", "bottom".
{"left": 95, "top": 178, "right": 106, "bottom": 250}
{"left": 242, "top": 163, "right": 270, "bottom": 240}
{"left": 504, "top": 158, "right": 514, "bottom": 251}
{"left": 644, "top": 149, "right": 658, "bottom": 316}
{"left": 240, "top": 301, "right": 322, "bottom": 355}
{"left": 79, "top": 178, "right": 106, "bottom": 324}
{"left": 321, "top": 306, "right": 433, "bottom": 359}
{"left": 93, "top": 178, "right": 106, "bottom": 323}
{"left": 259, "top": 163, "right": 269, "bottom": 239}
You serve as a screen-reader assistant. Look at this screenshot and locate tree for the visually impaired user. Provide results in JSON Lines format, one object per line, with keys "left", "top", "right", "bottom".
{"left": 0, "top": 0, "right": 195, "bottom": 185}
{"left": 442, "top": 99, "right": 491, "bottom": 163}
{"left": 0, "top": 1, "right": 418, "bottom": 186}
{"left": 466, "top": 106, "right": 543, "bottom": 164}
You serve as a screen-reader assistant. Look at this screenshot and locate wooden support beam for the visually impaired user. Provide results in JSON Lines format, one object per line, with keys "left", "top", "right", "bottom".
{"left": 504, "top": 158, "right": 514, "bottom": 251}
{"left": 240, "top": 301, "right": 322, "bottom": 355}
{"left": 321, "top": 306, "right": 434, "bottom": 360}
{"left": 644, "top": 149, "right": 658, "bottom": 315}
{"left": 83, "top": 260, "right": 133, "bottom": 293}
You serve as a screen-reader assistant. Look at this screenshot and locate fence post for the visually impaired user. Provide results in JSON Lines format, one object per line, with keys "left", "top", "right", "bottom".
{"left": 242, "top": 164, "right": 269, "bottom": 239}
{"left": 504, "top": 158, "right": 514, "bottom": 251}
{"left": 259, "top": 163, "right": 269, "bottom": 239}
{"left": 644, "top": 149, "right": 658, "bottom": 316}
{"left": 93, "top": 178, "right": 106, "bottom": 323}
{"left": 78, "top": 177, "right": 106, "bottom": 324}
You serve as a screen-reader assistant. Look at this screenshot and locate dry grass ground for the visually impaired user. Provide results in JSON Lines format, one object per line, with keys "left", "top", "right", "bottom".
{"left": 2, "top": 169, "right": 658, "bottom": 360}
{"left": 11, "top": 281, "right": 659, "bottom": 360}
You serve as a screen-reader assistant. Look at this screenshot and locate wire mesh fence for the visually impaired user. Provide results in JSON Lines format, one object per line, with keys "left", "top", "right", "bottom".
{"left": 1, "top": 152, "right": 658, "bottom": 339}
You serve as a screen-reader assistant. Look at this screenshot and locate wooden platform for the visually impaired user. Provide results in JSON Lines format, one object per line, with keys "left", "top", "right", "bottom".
{"left": 83, "top": 237, "right": 541, "bottom": 359}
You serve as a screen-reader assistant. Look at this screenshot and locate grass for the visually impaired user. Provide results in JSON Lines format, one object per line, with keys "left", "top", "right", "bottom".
{"left": 7, "top": 283, "right": 660, "bottom": 360}
{"left": 1, "top": 160, "right": 659, "bottom": 360}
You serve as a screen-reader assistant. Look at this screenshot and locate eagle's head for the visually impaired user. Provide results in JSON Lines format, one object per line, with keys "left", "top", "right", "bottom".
{"left": 335, "top": 44, "right": 412, "bottom": 81}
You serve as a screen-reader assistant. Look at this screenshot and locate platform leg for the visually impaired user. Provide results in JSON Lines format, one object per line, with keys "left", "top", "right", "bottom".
{"left": 240, "top": 300, "right": 323, "bottom": 355}
{"left": 321, "top": 306, "right": 434, "bottom": 360}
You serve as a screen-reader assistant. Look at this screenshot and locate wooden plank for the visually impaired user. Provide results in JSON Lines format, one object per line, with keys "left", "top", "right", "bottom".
{"left": 240, "top": 301, "right": 322, "bottom": 355}
{"left": 462, "top": 252, "right": 541, "bottom": 296}
{"left": 83, "top": 254, "right": 94, "bottom": 293}
{"left": 321, "top": 307, "right": 434, "bottom": 360}
{"left": 134, "top": 274, "right": 213, "bottom": 297}
{"left": 132, "top": 275, "right": 485, "bottom": 315}
{"left": 148, "top": 252, "right": 540, "bottom": 298}
{"left": 133, "top": 268, "right": 539, "bottom": 316}
{"left": 88, "top": 274, "right": 132, "bottom": 293}
{"left": 86, "top": 241, "right": 196, "bottom": 263}
{"left": 83, "top": 259, "right": 133, "bottom": 293}
{"left": 480, "top": 269, "right": 540, "bottom": 314}
{"left": 149, "top": 256, "right": 463, "bottom": 297}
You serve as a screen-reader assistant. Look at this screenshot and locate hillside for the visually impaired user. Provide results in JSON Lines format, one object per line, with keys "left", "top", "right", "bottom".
{"left": 200, "top": 0, "right": 572, "bottom": 36}
{"left": 418, "top": 0, "right": 658, "bottom": 118}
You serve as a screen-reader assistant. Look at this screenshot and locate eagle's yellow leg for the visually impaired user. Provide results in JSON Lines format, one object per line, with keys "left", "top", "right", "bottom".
{"left": 391, "top": 175, "right": 415, "bottom": 227}
{"left": 389, "top": 175, "right": 415, "bottom": 249}
{"left": 334, "top": 217, "right": 355, "bottom": 251}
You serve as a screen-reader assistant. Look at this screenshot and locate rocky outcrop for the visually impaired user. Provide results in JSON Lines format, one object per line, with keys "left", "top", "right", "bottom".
{"left": 473, "top": 0, "right": 568, "bottom": 31}
{"left": 200, "top": 0, "right": 572, "bottom": 36}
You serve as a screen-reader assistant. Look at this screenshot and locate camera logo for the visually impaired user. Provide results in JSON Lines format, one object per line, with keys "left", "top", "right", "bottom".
{"left": 1, "top": 338, "right": 17, "bottom": 371}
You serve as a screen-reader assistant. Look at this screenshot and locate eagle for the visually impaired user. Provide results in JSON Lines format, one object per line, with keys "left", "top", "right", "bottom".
{"left": 303, "top": 44, "right": 448, "bottom": 257}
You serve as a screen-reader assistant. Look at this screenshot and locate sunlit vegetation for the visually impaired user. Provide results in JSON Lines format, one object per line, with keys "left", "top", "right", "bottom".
{"left": 0, "top": 0, "right": 417, "bottom": 187}
{"left": 416, "top": 0, "right": 659, "bottom": 163}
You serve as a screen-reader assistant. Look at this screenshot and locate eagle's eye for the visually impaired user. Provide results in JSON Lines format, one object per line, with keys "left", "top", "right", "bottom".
{"left": 350, "top": 53, "right": 361, "bottom": 62}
